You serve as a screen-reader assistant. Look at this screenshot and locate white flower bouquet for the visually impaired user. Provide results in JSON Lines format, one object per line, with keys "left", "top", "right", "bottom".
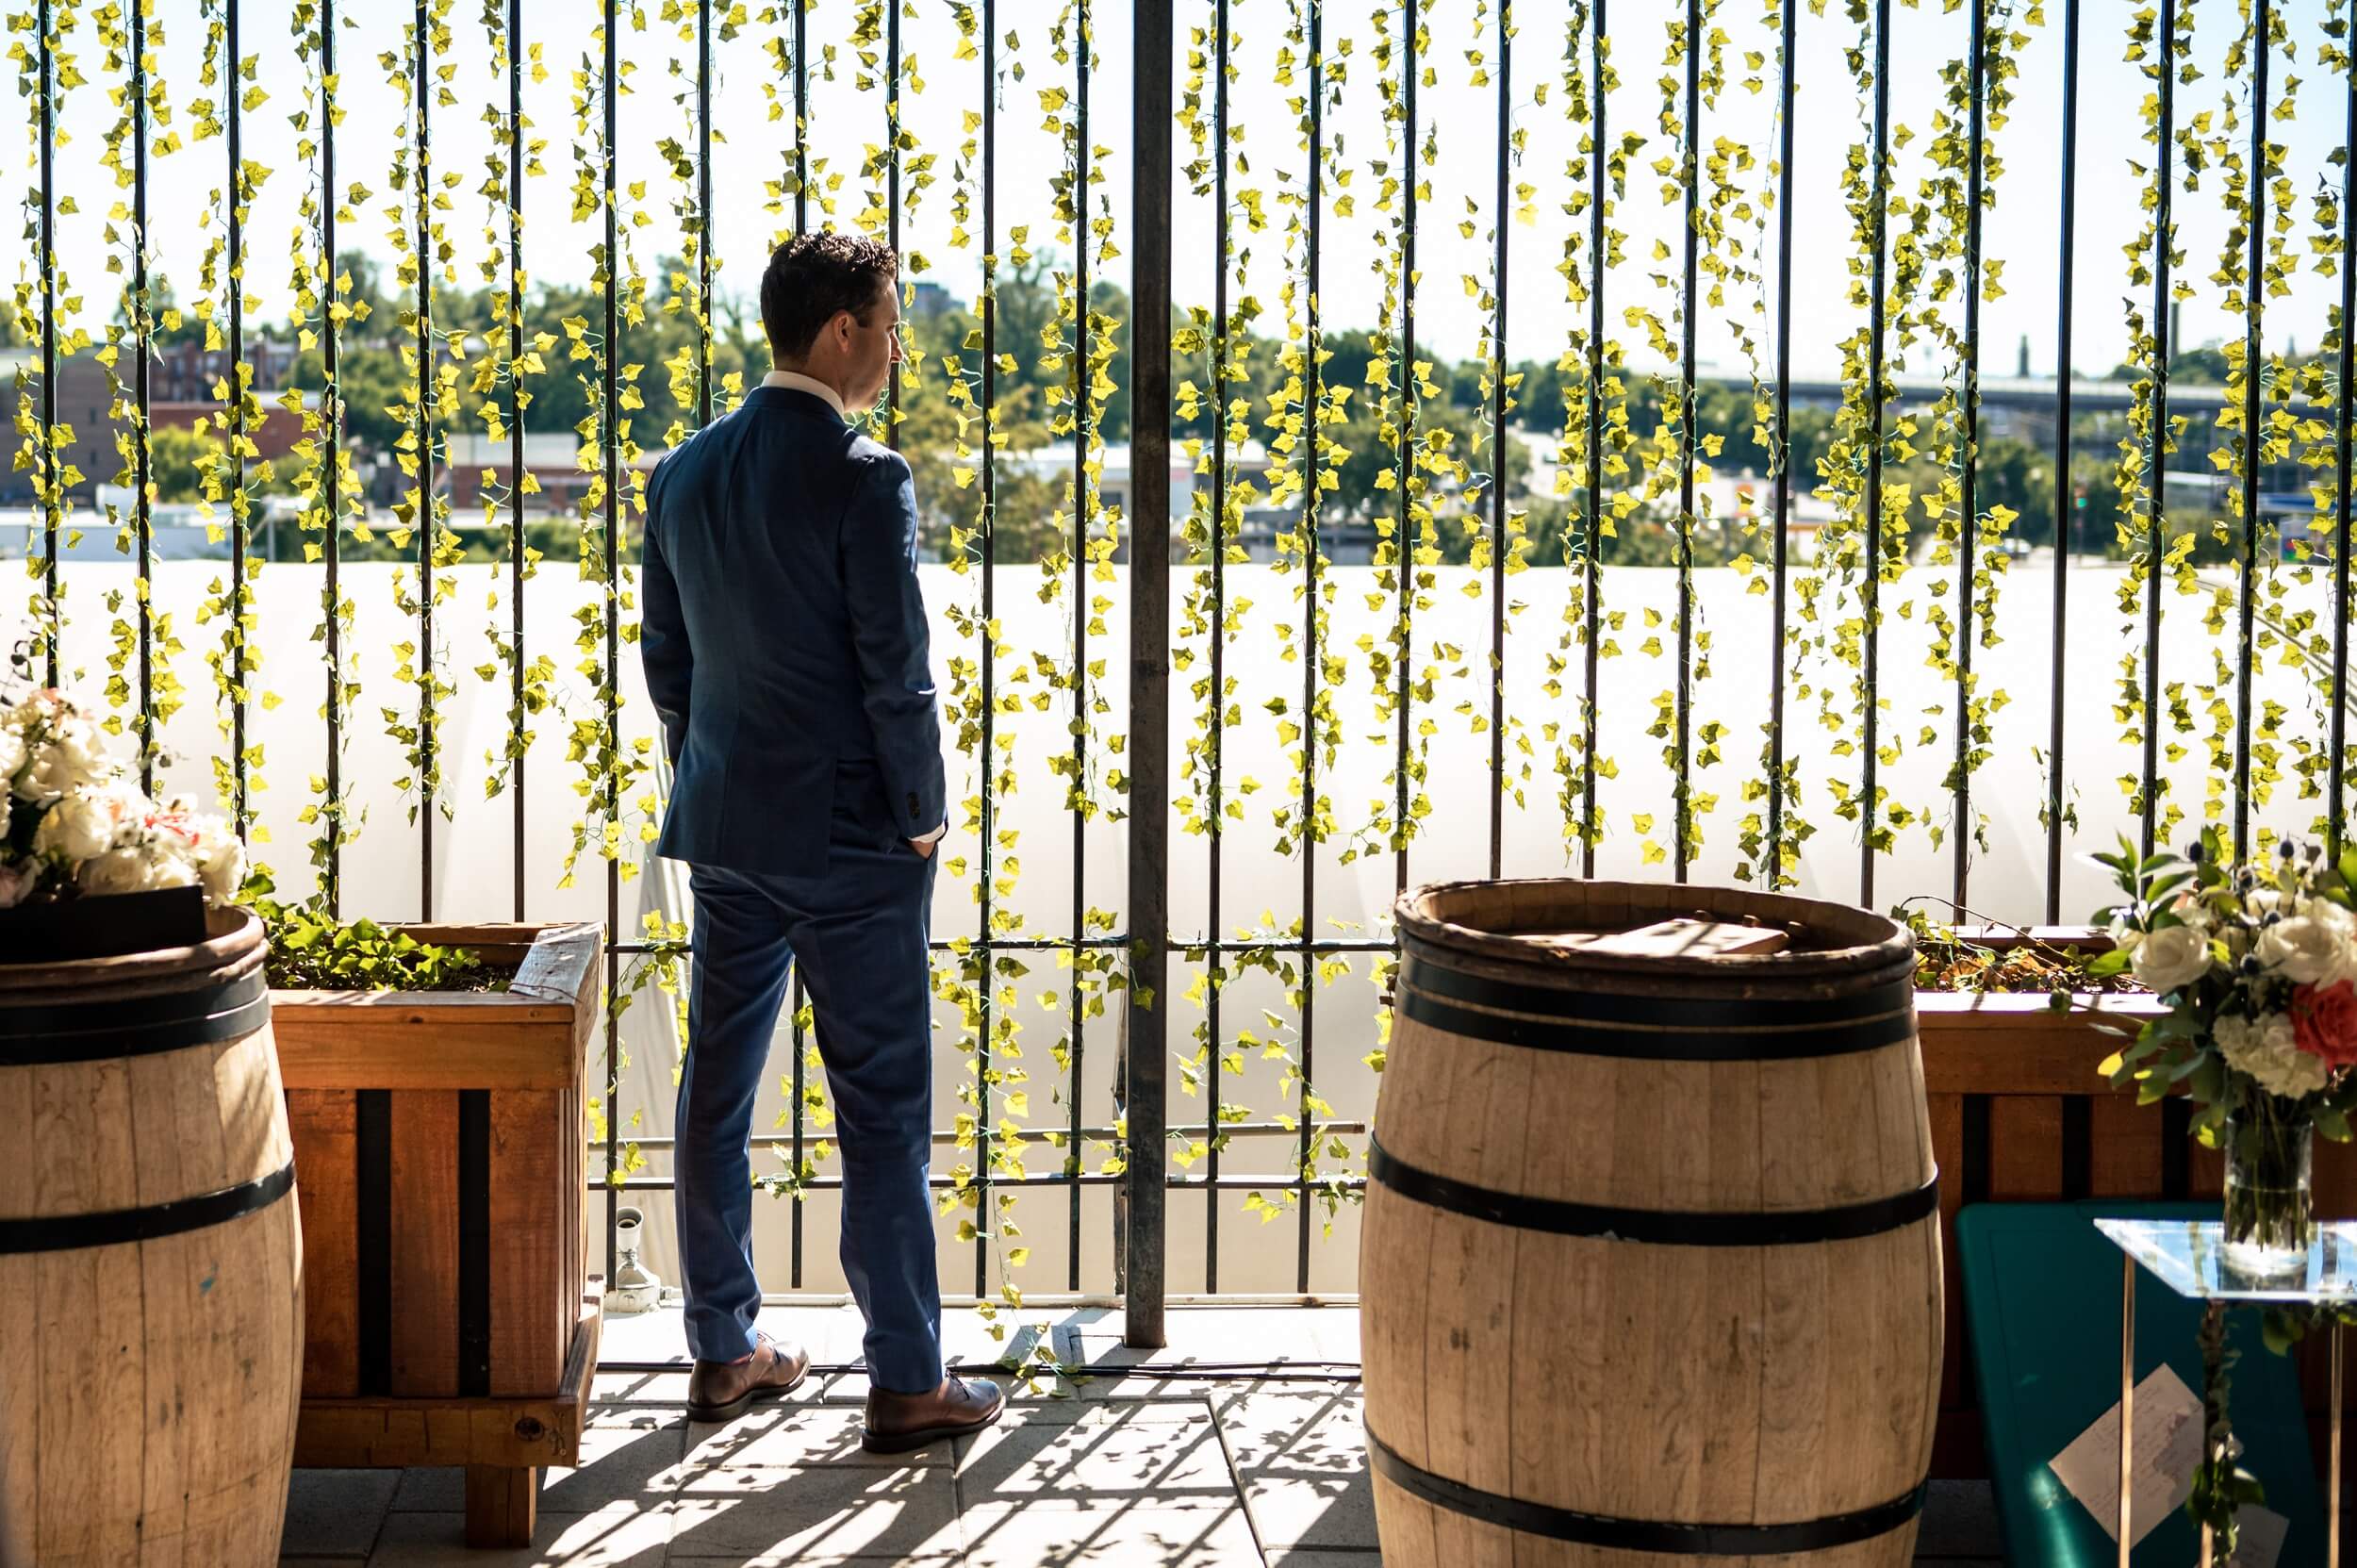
{"left": 2093, "top": 828, "right": 2357, "bottom": 1271}
{"left": 0, "top": 688, "right": 244, "bottom": 935}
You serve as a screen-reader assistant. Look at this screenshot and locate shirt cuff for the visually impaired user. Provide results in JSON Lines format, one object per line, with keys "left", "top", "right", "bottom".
{"left": 911, "top": 820, "right": 948, "bottom": 846}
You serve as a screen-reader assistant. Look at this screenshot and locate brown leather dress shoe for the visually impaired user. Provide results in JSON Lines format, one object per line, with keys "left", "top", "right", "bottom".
{"left": 861, "top": 1374, "right": 1006, "bottom": 1454}
{"left": 685, "top": 1331, "right": 811, "bottom": 1423}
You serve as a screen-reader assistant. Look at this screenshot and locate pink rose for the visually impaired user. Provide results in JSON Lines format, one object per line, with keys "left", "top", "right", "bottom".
{"left": 2291, "top": 980, "right": 2357, "bottom": 1071}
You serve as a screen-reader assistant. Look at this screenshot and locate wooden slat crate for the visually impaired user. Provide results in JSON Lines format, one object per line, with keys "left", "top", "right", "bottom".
{"left": 274, "top": 922, "right": 602, "bottom": 1548}
{"left": 1920, "top": 929, "right": 2357, "bottom": 1487}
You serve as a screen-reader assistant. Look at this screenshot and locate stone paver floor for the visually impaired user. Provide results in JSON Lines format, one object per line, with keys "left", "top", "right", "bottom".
{"left": 278, "top": 1305, "right": 2002, "bottom": 1566}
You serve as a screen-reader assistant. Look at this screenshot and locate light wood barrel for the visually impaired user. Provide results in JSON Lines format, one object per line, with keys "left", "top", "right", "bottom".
{"left": 1363, "top": 880, "right": 1940, "bottom": 1568}
{"left": 0, "top": 909, "right": 303, "bottom": 1568}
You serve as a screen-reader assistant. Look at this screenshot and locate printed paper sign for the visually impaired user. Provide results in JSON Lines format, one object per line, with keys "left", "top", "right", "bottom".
{"left": 2048, "top": 1364, "right": 2206, "bottom": 1548}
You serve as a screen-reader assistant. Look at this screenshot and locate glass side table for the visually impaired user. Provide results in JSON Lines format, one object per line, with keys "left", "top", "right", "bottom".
{"left": 2097, "top": 1219, "right": 2357, "bottom": 1568}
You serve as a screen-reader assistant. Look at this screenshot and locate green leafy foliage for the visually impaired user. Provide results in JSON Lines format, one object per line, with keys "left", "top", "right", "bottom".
{"left": 247, "top": 875, "right": 499, "bottom": 993}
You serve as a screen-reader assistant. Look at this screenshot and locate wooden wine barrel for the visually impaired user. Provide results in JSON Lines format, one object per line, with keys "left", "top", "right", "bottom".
{"left": 0, "top": 909, "right": 303, "bottom": 1568}
{"left": 1363, "top": 880, "right": 1939, "bottom": 1568}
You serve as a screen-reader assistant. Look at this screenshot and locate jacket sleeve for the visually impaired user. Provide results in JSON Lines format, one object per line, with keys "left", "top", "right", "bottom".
{"left": 639, "top": 460, "right": 693, "bottom": 767}
{"left": 839, "top": 453, "right": 947, "bottom": 836}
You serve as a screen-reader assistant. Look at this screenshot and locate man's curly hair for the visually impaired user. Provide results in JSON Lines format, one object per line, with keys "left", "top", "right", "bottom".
{"left": 760, "top": 232, "right": 898, "bottom": 362}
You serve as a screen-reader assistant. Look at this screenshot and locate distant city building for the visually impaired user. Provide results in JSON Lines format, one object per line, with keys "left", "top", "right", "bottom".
{"left": 907, "top": 281, "right": 964, "bottom": 322}
{"left": 441, "top": 432, "right": 593, "bottom": 513}
{"left": 152, "top": 337, "right": 298, "bottom": 404}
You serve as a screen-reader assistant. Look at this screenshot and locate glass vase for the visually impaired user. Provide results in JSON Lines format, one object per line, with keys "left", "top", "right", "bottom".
{"left": 2221, "top": 1110, "right": 2315, "bottom": 1278}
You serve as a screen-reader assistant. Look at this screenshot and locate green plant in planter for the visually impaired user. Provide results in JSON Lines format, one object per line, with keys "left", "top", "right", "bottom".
{"left": 247, "top": 876, "right": 499, "bottom": 993}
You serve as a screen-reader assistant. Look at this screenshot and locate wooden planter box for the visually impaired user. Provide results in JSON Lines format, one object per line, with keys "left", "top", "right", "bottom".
{"left": 275, "top": 922, "right": 602, "bottom": 1548}
{"left": 1919, "top": 926, "right": 2357, "bottom": 1485}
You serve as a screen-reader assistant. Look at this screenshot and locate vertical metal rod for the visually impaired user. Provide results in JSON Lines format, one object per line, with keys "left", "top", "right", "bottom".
{"left": 133, "top": 0, "right": 154, "bottom": 790}
{"left": 1394, "top": 0, "right": 1418, "bottom": 900}
{"left": 37, "top": 0, "right": 56, "bottom": 687}
{"left": 2045, "top": 0, "right": 2079, "bottom": 920}
{"left": 1860, "top": 0, "right": 1891, "bottom": 906}
{"left": 697, "top": 0, "right": 714, "bottom": 430}
{"left": 509, "top": 0, "right": 527, "bottom": 919}
{"left": 2336, "top": 46, "right": 2357, "bottom": 860}
{"left": 1124, "top": 0, "right": 1173, "bottom": 1352}
{"left": 1580, "top": 0, "right": 1605, "bottom": 876}
{"left": 885, "top": 0, "right": 900, "bottom": 444}
{"left": 229, "top": 0, "right": 248, "bottom": 836}
{"left": 794, "top": 0, "right": 808, "bottom": 235}
{"left": 1766, "top": 0, "right": 1795, "bottom": 884}
{"left": 1296, "top": 0, "right": 1327, "bottom": 1296}
{"left": 2233, "top": 0, "right": 2269, "bottom": 865}
{"left": 414, "top": 0, "right": 437, "bottom": 913}
{"left": 1674, "top": 0, "right": 1699, "bottom": 883}
{"left": 2118, "top": 1250, "right": 2135, "bottom": 1565}
{"left": 1204, "top": 0, "right": 1230, "bottom": 1294}
{"left": 788, "top": 0, "right": 810, "bottom": 1290}
{"left": 1487, "top": 0, "right": 1508, "bottom": 880}
{"left": 1953, "top": 0, "right": 1986, "bottom": 911}
{"left": 602, "top": 0, "right": 622, "bottom": 1288}
{"left": 323, "top": 0, "right": 343, "bottom": 916}
{"left": 1069, "top": 0, "right": 1092, "bottom": 1292}
{"left": 2141, "top": 0, "right": 2179, "bottom": 861}
{"left": 973, "top": 0, "right": 997, "bottom": 1302}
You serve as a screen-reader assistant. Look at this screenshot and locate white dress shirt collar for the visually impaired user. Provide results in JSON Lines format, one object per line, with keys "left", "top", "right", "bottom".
{"left": 762, "top": 368, "right": 848, "bottom": 419}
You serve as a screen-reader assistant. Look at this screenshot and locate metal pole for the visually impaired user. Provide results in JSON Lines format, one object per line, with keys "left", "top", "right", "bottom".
{"left": 1580, "top": 0, "right": 1606, "bottom": 876}
{"left": 1394, "top": 0, "right": 1419, "bottom": 900}
{"left": 2141, "top": 0, "right": 2180, "bottom": 861}
{"left": 1953, "top": 0, "right": 1986, "bottom": 911}
{"left": 2045, "top": 0, "right": 2079, "bottom": 919}
{"left": 414, "top": 0, "right": 437, "bottom": 912}
{"left": 1488, "top": 0, "right": 1509, "bottom": 879}
{"left": 1860, "top": 0, "right": 1891, "bottom": 905}
{"left": 1124, "top": 0, "right": 1173, "bottom": 1353}
{"left": 37, "top": 0, "right": 57, "bottom": 687}
{"left": 1068, "top": 0, "right": 1092, "bottom": 1294}
{"left": 885, "top": 0, "right": 899, "bottom": 445}
{"left": 133, "top": 0, "right": 154, "bottom": 788}
{"left": 228, "top": 0, "right": 248, "bottom": 838}
{"left": 1674, "top": 0, "right": 1700, "bottom": 883}
{"left": 697, "top": 0, "right": 714, "bottom": 430}
{"left": 2335, "top": 53, "right": 2357, "bottom": 859}
{"left": 1204, "top": 0, "right": 1230, "bottom": 1294}
{"left": 1766, "top": 0, "right": 1795, "bottom": 888}
{"left": 972, "top": 0, "right": 997, "bottom": 1302}
{"left": 509, "top": 0, "right": 527, "bottom": 918}
{"left": 323, "top": 0, "right": 343, "bottom": 916}
{"left": 602, "top": 0, "right": 622, "bottom": 1289}
{"left": 2232, "top": 0, "right": 2269, "bottom": 865}
{"left": 1296, "top": 0, "right": 1327, "bottom": 1296}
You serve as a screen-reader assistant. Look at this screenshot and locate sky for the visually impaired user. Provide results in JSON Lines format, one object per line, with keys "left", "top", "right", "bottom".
{"left": 9, "top": 0, "right": 2354, "bottom": 404}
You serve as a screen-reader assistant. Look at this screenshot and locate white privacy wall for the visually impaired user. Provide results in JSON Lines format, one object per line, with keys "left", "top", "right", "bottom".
{"left": 8, "top": 557, "right": 2332, "bottom": 1297}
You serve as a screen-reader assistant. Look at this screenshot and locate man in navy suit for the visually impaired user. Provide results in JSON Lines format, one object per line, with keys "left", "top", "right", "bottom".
{"left": 641, "top": 232, "right": 1002, "bottom": 1450}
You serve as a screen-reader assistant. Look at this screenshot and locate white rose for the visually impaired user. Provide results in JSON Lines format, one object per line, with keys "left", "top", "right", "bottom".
{"left": 32, "top": 784, "right": 134, "bottom": 863}
{"left": 16, "top": 716, "right": 112, "bottom": 801}
{"left": 2133, "top": 923, "right": 2216, "bottom": 996}
{"left": 188, "top": 818, "right": 243, "bottom": 904}
{"left": 2257, "top": 915, "right": 2350, "bottom": 986}
{"left": 0, "top": 721, "right": 24, "bottom": 788}
{"left": 2214, "top": 1011, "right": 2332, "bottom": 1100}
{"left": 74, "top": 846, "right": 162, "bottom": 897}
{"left": 0, "top": 857, "right": 36, "bottom": 910}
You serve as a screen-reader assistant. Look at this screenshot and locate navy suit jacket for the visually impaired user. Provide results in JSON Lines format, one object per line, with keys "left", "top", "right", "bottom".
{"left": 641, "top": 386, "right": 947, "bottom": 878}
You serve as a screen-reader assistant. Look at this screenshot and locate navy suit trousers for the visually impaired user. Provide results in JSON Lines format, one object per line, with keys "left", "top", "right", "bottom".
{"left": 675, "top": 837, "right": 942, "bottom": 1393}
